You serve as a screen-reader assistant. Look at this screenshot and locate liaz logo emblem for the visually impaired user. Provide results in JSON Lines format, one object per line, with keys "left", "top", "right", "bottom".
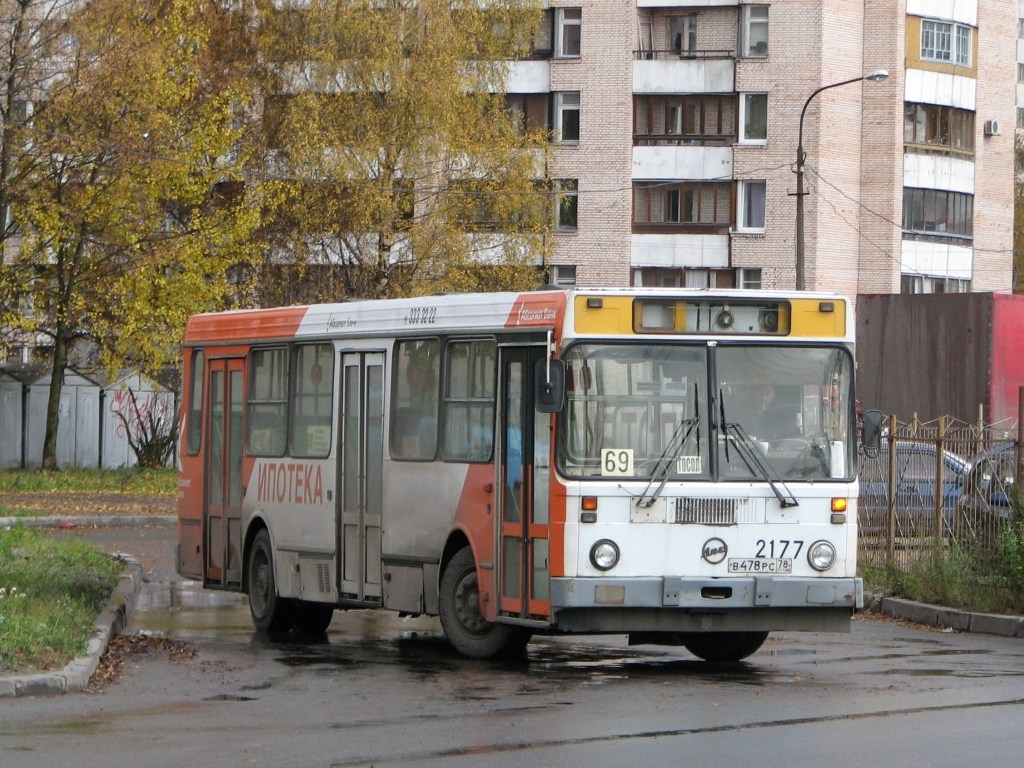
{"left": 701, "top": 538, "right": 727, "bottom": 564}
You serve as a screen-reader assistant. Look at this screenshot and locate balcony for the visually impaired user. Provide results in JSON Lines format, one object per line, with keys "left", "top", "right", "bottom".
{"left": 632, "top": 145, "right": 733, "bottom": 181}
{"left": 633, "top": 50, "right": 734, "bottom": 94}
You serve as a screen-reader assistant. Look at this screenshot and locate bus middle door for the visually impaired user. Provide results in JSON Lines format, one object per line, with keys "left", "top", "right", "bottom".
{"left": 497, "top": 346, "right": 551, "bottom": 621}
{"left": 337, "top": 351, "right": 385, "bottom": 603}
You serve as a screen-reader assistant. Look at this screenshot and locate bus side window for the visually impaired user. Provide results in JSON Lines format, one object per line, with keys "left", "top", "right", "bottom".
{"left": 391, "top": 339, "right": 440, "bottom": 460}
{"left": 247, "top": 347, "right": 288, "bottom": 456}
{"left": 187, "top": 349, "right": 204, "bottom": 455}
{"left": 290, "top": 343, "right": 334, "bottom": 458}
{"left": 443, "top": 339, "right": 495, "bottom": 462}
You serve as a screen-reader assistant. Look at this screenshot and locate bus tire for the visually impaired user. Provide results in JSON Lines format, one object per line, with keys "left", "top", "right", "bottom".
{"left": 439, "top": 546, "right": 531, "bottom": 659}
{"left": 292, "top": 601, "right": 335, "bottom": 636}
{"left": 247, "top": 529, "right": 294, "bottom": 633}
{"left": 679, "top": 631, "right": 769, "bottom": 662}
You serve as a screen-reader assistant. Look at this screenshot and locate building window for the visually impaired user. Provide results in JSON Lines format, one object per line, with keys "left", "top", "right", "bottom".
{"left": 921, "top": 19, "right": 973, "bottom": 67}
{"left": 1018, "top": 63, "right": 1024, "bottom": 83}
{"left": 551, "top": 265, "right": 577, "bottom": 286}
{"left": 633, "top": 95, "right": 736, "bottom": 145}
{"left": 1017, "top": 108, "right": 1024, "bottom": 130}
{"left": 505, "top": 93, "right": 548, "bottom": 136}
{"left": 554, "top": 8, "right": 581, "bottom": 58}
{"left": 737, "top": 180, "right": 766, "bottom": 232}
{"left": 634, "top": 268, "right": 736, "bottom": 288}
{"left": 554, "top": 91, "right": 580, "bottom": 143}
{"left": 553, "top": 179, "right": 578, "bottom": 229}
{"left": 901, "top": 275, "right": 970, "bottom": 294}
{"left": 633, "top": 182, "right": 731, "bottom": 228}
{"left": 668, "top": 15, "right": 697, "bottom": 56}
{"left": 740, "top": 5, "right": 768, "bottom": 58}
{"left": 903, "top": 102, "right": 974, "bottom": 154}
{"left": 1019, "top": 19, "right": 1024, "bottom": 38}
{"left": 738, "top": 268, "right": 762, "bottom": 289}
{"left": 739, "top": 93, "right": 768, "bottom": 143}
{"left": 902, "top": 187, "right": 973, "bottom": 241}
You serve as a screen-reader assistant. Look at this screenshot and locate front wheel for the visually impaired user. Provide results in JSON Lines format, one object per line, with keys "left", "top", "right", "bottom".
{"left": 247, "top": 529, "right": 294, "bottom": 632}
{"left": 438, "top": 546, "right": 531, "bottom": 659}
{"left": 679, "top": 631, "right": 769, "bottom": 662}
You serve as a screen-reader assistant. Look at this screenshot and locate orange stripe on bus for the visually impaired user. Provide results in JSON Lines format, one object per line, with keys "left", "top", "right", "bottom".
{"left": 184, "top": 307, "right": 308, "bottom": 343}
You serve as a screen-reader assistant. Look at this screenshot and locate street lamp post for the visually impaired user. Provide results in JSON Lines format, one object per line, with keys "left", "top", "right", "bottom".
{"left": 794, "top": 69, "right": 889, "bottom": 290}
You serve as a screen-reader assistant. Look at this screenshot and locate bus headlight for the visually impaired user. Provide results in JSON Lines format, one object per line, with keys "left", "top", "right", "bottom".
{"left": 807, "top": 540, "right": 836, "bottom": 571}
{"left": 590, "top": 540, "right": 620, "bottom": 571}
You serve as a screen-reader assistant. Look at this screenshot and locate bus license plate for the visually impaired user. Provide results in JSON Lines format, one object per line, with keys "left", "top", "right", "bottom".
{"left": 727, "top": 558, "right": 792, "bottom": 574}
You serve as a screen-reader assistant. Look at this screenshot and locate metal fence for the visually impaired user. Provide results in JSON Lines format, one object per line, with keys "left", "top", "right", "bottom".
{"left": 857, "top": 415, "right": 1023, "bottom": 570}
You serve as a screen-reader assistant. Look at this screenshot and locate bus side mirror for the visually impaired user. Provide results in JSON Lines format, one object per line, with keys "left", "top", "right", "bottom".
{"left": 862, "top": 409, "right": 883, "bottom": 458}
{"left": 535, "top": 359, "right": 566, "bottom": 413}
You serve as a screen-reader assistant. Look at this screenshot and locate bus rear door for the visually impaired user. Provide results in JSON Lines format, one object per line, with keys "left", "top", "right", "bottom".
{"left": 205, "top": 356, "right": 244, "bottom": 587}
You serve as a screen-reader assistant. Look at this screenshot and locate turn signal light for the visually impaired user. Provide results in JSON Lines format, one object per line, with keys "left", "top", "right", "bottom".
{"left": 581, "top": 496, "right": 598, "bottom": 511}
{"left": 831, "top": 498, "right": 848, "bottom": 513}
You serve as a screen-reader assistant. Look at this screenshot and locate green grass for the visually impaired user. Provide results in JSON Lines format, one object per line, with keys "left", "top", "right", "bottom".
{"left": 0, "top": 467, "right": 176, "bottom": 495}
{"left": 0, "top": 525, "right": 124, "bottom": 673}
{"left": 861, "top": 513, "right": 1024, "bottom": 616}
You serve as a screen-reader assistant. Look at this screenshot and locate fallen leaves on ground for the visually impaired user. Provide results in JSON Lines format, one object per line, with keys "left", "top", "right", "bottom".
{"left": 86, "top": 634, "right": 196, "bottom": 693}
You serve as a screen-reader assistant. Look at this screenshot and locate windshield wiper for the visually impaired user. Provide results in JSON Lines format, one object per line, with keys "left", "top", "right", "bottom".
{"left": 636, "top": 383, "right": 701, "bottom": 509}
{"left": 719, "top": 389, "right": 799, "bottom": 508}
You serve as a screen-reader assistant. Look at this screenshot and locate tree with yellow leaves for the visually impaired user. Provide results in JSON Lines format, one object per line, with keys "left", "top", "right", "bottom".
{"left": 2, "top": 0, "right": 266, "bottom": 469}
{"left": 248, "top": 0, "right": 553, "bottom": 302}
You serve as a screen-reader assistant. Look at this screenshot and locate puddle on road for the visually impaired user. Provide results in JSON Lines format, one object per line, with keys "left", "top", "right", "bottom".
{"left": 127, "top": 578, "right": 837, "bottom": 688}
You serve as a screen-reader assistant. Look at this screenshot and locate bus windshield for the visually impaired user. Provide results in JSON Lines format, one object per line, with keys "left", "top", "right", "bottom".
{"left": 560, "top": 343, "right": 855, "bottom": 482}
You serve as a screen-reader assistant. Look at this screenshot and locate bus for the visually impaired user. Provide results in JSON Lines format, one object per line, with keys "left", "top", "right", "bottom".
{"left": 177, "top": 287, "right": 873, "bottom": 661}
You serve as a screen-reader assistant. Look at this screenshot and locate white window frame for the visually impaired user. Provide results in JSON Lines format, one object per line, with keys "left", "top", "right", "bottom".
{"left": 550, "top": 265, "right": 577, "bottom": 286}
{"left": 921, "top": 19, "right": 973, "bottom": 67}
{"left": 738, "top": 268, "right": 762, "bottom": 289}
{"left": 736, "top": 180, "right": 766, "bottom": 233}
{"left": 668, "top": 15, "right": 697, "bottom": 56}
{"left": 554, "top": 8, "right": 582, "bottom": 58}
{"left": 740, "top": 5, "right": 768, "bottom": 58}
{"left": 553, "top": 179, "right": 578, "bottom": 229}
{"left": 739, "top": 93, "right": 768, "bottom": 144}
{"left": 554, "top": 91, "right": 580, "bottom": 144}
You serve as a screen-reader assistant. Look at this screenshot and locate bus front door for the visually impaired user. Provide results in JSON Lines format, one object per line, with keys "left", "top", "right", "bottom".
{"left": 498, "top": 347, "right": 551, "bottom": 620}
{"left": 337, "top": 352, "right": 385, "bottom": 603}
{"left": 205, "top": 357, "right": 244, "bottom": 587}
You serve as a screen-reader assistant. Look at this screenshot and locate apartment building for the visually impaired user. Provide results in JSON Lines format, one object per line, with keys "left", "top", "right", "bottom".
{"left": 523, "top": 0, "right": 1016, "bottom": 295}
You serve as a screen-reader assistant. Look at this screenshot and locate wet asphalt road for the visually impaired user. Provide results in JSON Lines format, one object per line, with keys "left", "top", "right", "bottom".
{"left": 1, "top": 523, "right": 1023, "bottom": 768}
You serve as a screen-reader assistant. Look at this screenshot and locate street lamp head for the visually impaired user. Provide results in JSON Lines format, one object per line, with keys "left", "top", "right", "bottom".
{"left": 864, "top": 69, "right": 889, "bottom": 82}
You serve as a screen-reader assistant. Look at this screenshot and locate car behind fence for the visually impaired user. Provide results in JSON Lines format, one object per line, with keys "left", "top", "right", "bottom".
{"left": 858, "top": 414, "right": 1022, "bottom": 570}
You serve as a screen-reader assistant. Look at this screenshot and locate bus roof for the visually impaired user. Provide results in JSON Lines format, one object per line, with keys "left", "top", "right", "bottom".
{"left": 183, "top": 287, "right": 852, "bottom": 345}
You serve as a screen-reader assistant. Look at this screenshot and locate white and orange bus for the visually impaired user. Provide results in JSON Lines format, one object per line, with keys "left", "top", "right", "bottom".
{"left": 177, "top": 287, "right": 871, "bottom": 661}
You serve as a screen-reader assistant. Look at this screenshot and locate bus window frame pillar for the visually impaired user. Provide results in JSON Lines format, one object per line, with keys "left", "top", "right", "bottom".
{"left": 794, "top": 69, "right": 888, "bottom": 291}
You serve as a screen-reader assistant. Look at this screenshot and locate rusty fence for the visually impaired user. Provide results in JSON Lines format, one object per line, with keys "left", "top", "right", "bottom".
{"left": 857, "top": 414, "right": 1023, "bottom": 570}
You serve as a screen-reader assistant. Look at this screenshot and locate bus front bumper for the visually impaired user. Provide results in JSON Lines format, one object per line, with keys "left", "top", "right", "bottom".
{"left": 548, "top": 576, "right": 863, "bottom": 634}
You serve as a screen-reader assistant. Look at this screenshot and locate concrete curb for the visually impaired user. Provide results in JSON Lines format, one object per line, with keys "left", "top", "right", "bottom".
{"left": 0, "top": 515, "right": 175, "bottom": 528}
{"left": 865, "top": 594, "right": 1024, "bottom": 639}
{"left": 0, "top": 556, "right": 142, "bottom": 698}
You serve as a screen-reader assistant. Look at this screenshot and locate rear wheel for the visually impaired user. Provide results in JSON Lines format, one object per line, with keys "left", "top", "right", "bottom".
{"left": 679, "top": 631, "right": 769, "bottom": 662}
{"left": 439, "top": 546, "right": 531, "bottom": 659}
{"left": 247, "top": 529, "right": 294, "bottom": 632}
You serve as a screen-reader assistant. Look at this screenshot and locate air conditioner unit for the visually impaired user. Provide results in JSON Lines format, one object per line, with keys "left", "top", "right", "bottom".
{"left": 984, "top": 119, "right": 1001, "bottom": 136}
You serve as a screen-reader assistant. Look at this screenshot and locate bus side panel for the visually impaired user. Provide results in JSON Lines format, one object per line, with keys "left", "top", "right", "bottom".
{"left": 177, "top": 451, "right": 204, "bottom": 580}
{"left": 380, "top": 460, "right": 472, "bottom": 614}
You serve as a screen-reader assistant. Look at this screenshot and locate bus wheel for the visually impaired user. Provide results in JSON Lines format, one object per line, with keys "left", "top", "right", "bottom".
{"left": 439, "top": 547, "right": 531, "bottom": 659}
{"left": 679, "top": 631, "right": 769, "bottom": 662}
{"left": 247, "top": 529, "right": 294, "bottom": 633}
{"left": 292, "top": 601, "right": 334, "bottom": 636}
